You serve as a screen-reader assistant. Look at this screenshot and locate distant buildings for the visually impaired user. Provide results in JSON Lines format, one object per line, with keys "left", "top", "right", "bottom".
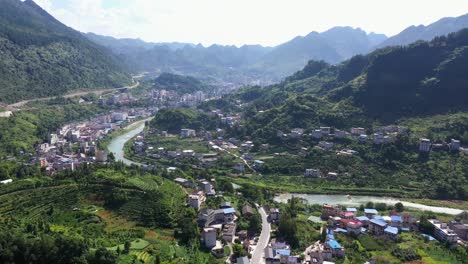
{"left": 321, "top": 204, "right": 342, "bottom": 219}
{"left": 304, "top": 169, "right": 321, "bottom": 178}
{"left": 181, "top": 129, "right": 196, "bottom": 138}
{"left": 450, "top": 139, "right": 461, "bottom": 151}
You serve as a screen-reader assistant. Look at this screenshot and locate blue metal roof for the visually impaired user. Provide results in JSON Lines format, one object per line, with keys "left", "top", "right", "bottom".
{"left": 364, "top": 209, "right": 378, "bottom": 214}
{"left": 391, "top": 215, "right": 403, "bottom": 222}
{"left": 346, "top": 207, "right": 357, "bottom": 212}
{"left": 422, "top": 234, "right": 436, "bottom": 241}
{"left": 275, "top": 249, "right": 291, "bottom": 256}
{"left": 335, "top": 228, "right": 348, "bottom": 233}
{"left": 327, "top": 234, "right": 335, "bottom": 240}
{"left": 384, "top": 226, "right": 399, "bottom": 235}
{"left": 356, "top": 216, "right": 369, "bottom": 221}
{"left": 223, "top": 207, "right": 236, "bottom": 214}
{"left": 327, "top": 240, "right": 342, "bottom": 249}
{"left": 370, "top": 218, "right": 387, "bottom": 227}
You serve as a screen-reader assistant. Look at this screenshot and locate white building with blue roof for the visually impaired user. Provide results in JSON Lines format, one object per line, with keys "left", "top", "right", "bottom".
{"left": 384, "top": 226, "right": 399, "bottom": 240}
{"left": 369, "top": 218, "right": 387, "bottom": 236}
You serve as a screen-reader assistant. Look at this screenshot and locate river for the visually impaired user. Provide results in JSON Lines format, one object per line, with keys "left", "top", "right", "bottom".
{"left": 274, "top": 193, "right": 464, "bottom": 215}
{"left": 107, "top": 118, "right": 150, "bottom": 166}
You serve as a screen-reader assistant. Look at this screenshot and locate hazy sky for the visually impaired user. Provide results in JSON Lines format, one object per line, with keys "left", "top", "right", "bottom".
{"left": 35, "top": 0, "right": 468, "bottom": 46}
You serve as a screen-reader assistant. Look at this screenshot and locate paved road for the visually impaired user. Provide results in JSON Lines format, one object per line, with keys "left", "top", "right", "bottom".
{"left": 9, "top": 80, "right": 140, "bottom": 108}
{"left": 251, "top": 205, "right": 271, "bottom": 264}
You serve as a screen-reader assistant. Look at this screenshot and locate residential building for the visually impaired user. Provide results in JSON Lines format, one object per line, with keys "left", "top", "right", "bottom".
{"left": 200, "top": 181, "right": 214, "bottom": 194}
{"left": 222, "top": 223, "right": 236, "bottom": 243}
{"left": 202, "top": 228, "right": 217, "bottom": 248}
{"left": 343, "top": 219, "right": 362, "bottom": 236}
{"left": 180, "top": 129, "right": 196, "bottom": 138}
{"left": 321, "top": 204, "right": 342, "bottom": 219}
{"left": 356, "top": 216, "right": 370, "bottom": 227}
{"left": 449, "top": 223, "right": 468, "bottom": 241}
{"left": 384, "top": 226, "right": 399, "bottom": 240}
{"left": 326, "top": 172, "right": 338, "bottom": 180}
{"left": 269, "top": 208, "right": 281, "bottom": 222}
{"left": 312, "top": 129, "right": 323, "bottom": 139}
{"left": 390, "top": 215, "right": 403, "bottom": 229}
{"left": 419, "top": 138, "right": 431, "bottom": 152}
{"left": 428, "top": 219, "right": 459, "bottom": 243}
{"left": 189, "top": 194, "right": 203, "bottom": 211}
{"left": 320, "top": 127, "right": 331, "bottom": 135}
{"left": 242, "top": 205, "right": 254, "bottom": 218}
{"left": 373, "top": 133, "right": 384, "bottom": 145}
{"left": 364, "top": 209, "right": 379, "bottom": 219}
{"left": 211, "top": 241, "right": 225, "bottom": 258}
{"left": 351, "top": 127, "right": 365, "bottom": 135}
{"left": 233, "top": 163, "right": 245, "bottom": 173}
{"left": 358, "top": 134, "right": 368, "bottom": 143}
{"left": 326, "top": 240, "right": 345, "bottom": 258}
{"left": 253, "top": 160, "right": 265, "bottom": 169}
{"left": 290, "top": 128, "right": 305, "bottom": 139}
{"left": 304, "top": 169, "right": 321, "bottom": 178}
{"left": 450, "top": 139, "right": 461, "bottom": 151}
{"left": 369, "top": 219, "right": 388, "bottom": 236}
{"left": 318, "top": 141, "right": 334, "bottom": 151}
{"left": 334, "top": 129, "right": 347, "bottom": 139}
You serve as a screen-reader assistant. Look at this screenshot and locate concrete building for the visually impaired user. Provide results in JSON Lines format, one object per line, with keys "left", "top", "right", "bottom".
{"left": 304, "top": 169, "right": 321, "bottom": 178}
{"left": 351, "top": 127, "right": 365, "bottom": 135}
{"left": 428, "top": 219, "right": 459, "bottom": 243}
{"left": 202, "top": 228, "right": 217, "bottom": 248}
{"left": 369, "top": 219, "right": 388, "bottom": 236}
{"left": 318, "top": 141, "right": 334, "bottom": 151}
{"left": 321, "top": 204, "right": 342, "bottom": 219}
{"left": 312, "top": 129, "right": 322, "bottom": 139}
{"left": 326, "top": 172, "right": 338, "bottom": 180}
{"left": 450, "top": 139, "right": 461, "bottom": 151}
{"left": 180, "top": 129, "right": 196, "bottom": 138}
{"left": 419, "top": 138, "right": 431, "bottom": 152}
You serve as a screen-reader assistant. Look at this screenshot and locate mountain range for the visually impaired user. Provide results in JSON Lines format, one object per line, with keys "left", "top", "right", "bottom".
{"left": 85, "top": 13, "right": 468, "bottom": 84}
{"left": 0, "top": 0, "right": 131, "bottom": 103}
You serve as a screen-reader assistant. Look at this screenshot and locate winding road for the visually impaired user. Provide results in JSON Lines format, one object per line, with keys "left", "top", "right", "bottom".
{"left": 251, "top": 205, "right": 271, "bottom": 264}
{"left": 9, "top": 80, "right": 140, "bottom": 109}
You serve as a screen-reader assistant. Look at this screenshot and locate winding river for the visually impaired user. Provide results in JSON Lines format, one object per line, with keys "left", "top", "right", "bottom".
{"left": 107, "top": 120, "right": 465, "bottom": 215}
{"left": 274, "top": 193, "right": 464, "bottom": 215}
{"left": 107, "top": 118, "right": 149, "bottom": 166}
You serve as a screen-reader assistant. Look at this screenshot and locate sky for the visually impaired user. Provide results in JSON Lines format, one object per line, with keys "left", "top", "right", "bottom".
{"left": 34, "top": 0, "right": 468, "bottom": 47}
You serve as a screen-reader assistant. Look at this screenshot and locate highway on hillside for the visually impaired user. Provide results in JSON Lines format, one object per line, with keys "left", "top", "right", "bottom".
{"left": 8, "top": 79, "right": 140, "bottom": 109}
{"left": 251, "top": 205, "right": 271, "bottom": 264}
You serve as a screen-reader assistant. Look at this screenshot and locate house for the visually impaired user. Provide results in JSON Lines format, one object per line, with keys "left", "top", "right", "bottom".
{"left": 290, "top": 128, "right": 305, "bottom": 139}
{"left": 341, "top": 211, "right": 355, "bottom": 219}
{"left": 390, "top": 215, "right": 403, "bottom": 229}
{"left": 320, "top": 127, "right": 331, "bottom": 135}
{"left": 334, "top": 129, "right": 347, "bottom": 139}
{"left": 269, "top": 208, "right": 281, "bottom": 222}
{"left": 312, "top": 129, "right": 323, "bottom": 139}
{"left": 428, "top": 219, "right": 459, "bottom": 243}
{"left": 220, "top": 201, "right": 232, "bottom": 209}
{"left": 200, "top": 181, "right": 215, "bottom": 195}
{"left": 318, "top": 141, "right": 334, "bottom": 151}
{"left": 402, "top": 213, "right": 416, "bottom": 227}
{"left": 369, "top": 219, "right": 388, "bottom": 236}
{"left": 326, "top": 240, "right": 345, "bottom": 258}
{"left": 384, "top": 226, "right": 399, "bottom": 240}
{"left": 373, "top": 133, "right": 385, "bottom": 145}
{"left": 189, "top": 195, "right": 202, "bottom": 211}
{"left": 236, "top": 230, "right": 248, "bottom": 240}
{"left": 356, "top": 216, "right": 370, "bottom": 227}
{"left": 253, "top": 160, "right": 265, "bottom": 169}
{"left": 351, "top": 127, "right": 365, "bottom": 135}
{"left": 364, "top": 209, "right": 379, "bottom": 219}
{"left": 221, "top": 207, "right": 236, "bottom": 223}
{"left": 166, "top": 167, "right": 177, "bottom": 173}
{"left": 304, "top": 169, "right": 321, "bottom": 178}
{"left": 211, "top": 240, "right": 225, "bottom": 258}
{"left": 326, "top": 172, "right": 338, "bottom": 180}
{"left": 242, "top": 205, "right": 254, "bottom": 218}
{"left": 343, "top": 219, "right": 362, "bottom": 236}
{"left": 449, "top": 223, "right": 468, "bottom": 240}
{"left": 346, "top": 208, "right": 357, "bottom": 213}
{"left": 202, "top": 228, "right": 217, "bottom": 248}
{"left": 321, "top": 204, "right": 342, "bottom": 219}
{"left": 450, "top": 139, "right": 461, "bottom": 151}
{"left": 222, "top": 223, "right": 236, "bottom": 243}
{"left": 419, "top": 138, "right": 431, "bottom": 152}
{"left": 358, "top": 134, "right": 368, "bottom": 143}
{"left": 180, "top": 129, "right": 196, "bottom": 138}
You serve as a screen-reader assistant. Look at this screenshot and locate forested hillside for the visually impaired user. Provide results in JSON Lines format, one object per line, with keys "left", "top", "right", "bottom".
{"left": 152, "top": 73, "right": 214, "bottom": 95}
{"left": 0, "top": 0, "right": 131, "bottom": 103}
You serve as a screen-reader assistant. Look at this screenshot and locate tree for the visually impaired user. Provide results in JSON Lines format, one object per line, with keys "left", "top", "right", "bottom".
{"left": 394, "top": 202, "right": 404, "bottom": 212}
{"left": 365, "top": 202, "right": 374, "bottom": 209}
{"left": 124, "top": 241, "right": 131, "bottom": 254}
{"left": 88, "top": 248, "right": 118, "bottom": 264}
{"left": 320, "top": 225, "right": 327, "bottom": 243}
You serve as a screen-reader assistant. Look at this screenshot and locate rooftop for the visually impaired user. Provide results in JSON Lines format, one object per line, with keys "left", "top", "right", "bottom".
{"left": 385, "top": 226, "right": 399, "bottom": 235}
{"left": 327, "top": 240, "right": 343, "bottom": 249}
{"left": 364, "top": 209, "right": 378, "bottom": 214}
{"left": 346, "top": 208, "right": 357, "bottom": 212}
{"left": 370, "top": 218, "right": 388, "bottom": 227}
{"left": 223, "top": 207, "right": 236, "bottom": 214}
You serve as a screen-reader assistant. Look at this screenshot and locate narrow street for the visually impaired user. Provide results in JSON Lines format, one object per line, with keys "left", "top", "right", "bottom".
{"left": 251, "top": 205, "right": 271, "bottom": 264}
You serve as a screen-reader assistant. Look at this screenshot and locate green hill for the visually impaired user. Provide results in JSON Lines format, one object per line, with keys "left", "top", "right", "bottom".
{"left": 0, "top": 0, "right": 131, "bottom": 103}
{"left": 152, "top": 73, "right": 214, "bottom": 95}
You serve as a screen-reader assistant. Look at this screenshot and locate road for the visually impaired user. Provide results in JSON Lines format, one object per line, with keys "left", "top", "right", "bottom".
{"left": 8, "top": 80, "right": 140, "bottom": 108}
{"left": 251, "top": 205, "right": 271, "bottom": 264}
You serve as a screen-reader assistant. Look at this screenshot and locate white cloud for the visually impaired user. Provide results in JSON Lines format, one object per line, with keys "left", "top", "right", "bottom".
{"left": 35, "top": 0, "right": 468, "bottom": 46}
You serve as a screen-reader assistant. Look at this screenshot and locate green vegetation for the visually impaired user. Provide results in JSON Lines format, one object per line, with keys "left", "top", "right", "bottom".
{"left": 0, "top": 0, "right": 130, "bottom": 103}
{"left": 150, "top": 108, "right": 217, "bottom": 133}
{"left": 0, "top": 164, "right": 222, "bottom": 263}
{"left": 152, "top": 73, "right": 215, "bottom": 95}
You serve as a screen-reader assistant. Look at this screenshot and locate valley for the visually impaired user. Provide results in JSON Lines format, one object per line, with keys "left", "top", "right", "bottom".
{"left": 0, "top": 1, "right": 466, "bottom": 264}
